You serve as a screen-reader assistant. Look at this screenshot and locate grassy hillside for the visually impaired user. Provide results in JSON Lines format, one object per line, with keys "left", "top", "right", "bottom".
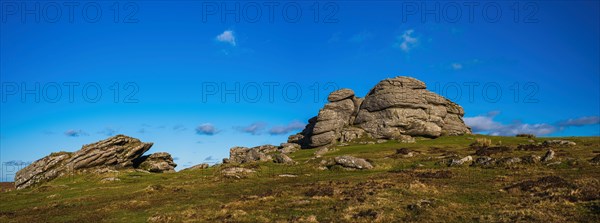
{"left": 1, "top": 135, "right": 599, "bottom": 222}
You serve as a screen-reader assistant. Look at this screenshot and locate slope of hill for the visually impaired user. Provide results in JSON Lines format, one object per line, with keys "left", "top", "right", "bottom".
{"left": 1, "top": 135, "right": 599, "bottom": 222}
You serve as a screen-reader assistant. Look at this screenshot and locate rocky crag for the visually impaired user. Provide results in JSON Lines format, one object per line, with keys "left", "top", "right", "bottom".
{"left": 225, "top": 76, "right": 471, "bottom": 165}
{"left": 15, "top": 135, "right": 176, "bottom": 189}
{"left": 288, "top": 76, "right": 471, "bottom": 148}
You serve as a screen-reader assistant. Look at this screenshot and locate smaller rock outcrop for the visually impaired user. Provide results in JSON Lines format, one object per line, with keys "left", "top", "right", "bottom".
{"left": 225, "top": 145, "right": 277, "bottom": 164}
{"left": 220, "top": 167, "right": 255, "bottom": 179}
{"left": 273, "top": 153, "right": 296, "bottom": 164}
{"left": 543, "top": 140, "right": 576, "bottom": 147}
{"left": 448, "top": 155, "right": 473, "bottom": 166}
{"left": 134, "top": 152, "right": 177, "bottom": 173}
{"left": 183, "top": 163, "right": 210, "bottom": 171}
{"left": 541, "top": 149, "right": 555, "bottom": 162}
{"left": 333, "top": 156, "right": 373, "bottom": 169}
{"left": 15, "top": 135, "right": 176, "bottom": 189}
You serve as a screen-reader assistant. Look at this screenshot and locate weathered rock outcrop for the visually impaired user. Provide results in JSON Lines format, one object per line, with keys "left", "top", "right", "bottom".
{"left": 289, "top": 76, "right": 471, "bottom": 148}
{"left": 15, "top": 135, "right": 175, "bottom": 189}
{"left": 134, "top": 152, "right": 177, "bottom": 173}
{"left": 333, "top": 156, "right": 373, "bottom": 169}
{"left": 182, "top": 163, "right": 210, "bottom": 171}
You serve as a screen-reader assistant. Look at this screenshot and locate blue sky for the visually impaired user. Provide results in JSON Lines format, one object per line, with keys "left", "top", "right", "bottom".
{"left": 1, "top": 1, "right": 599, "bottom": 178}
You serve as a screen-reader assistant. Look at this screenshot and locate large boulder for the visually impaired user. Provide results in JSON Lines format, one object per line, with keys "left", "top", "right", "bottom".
{"left": 227, "top": 145, "right": 277, "bottom": 164}
{"left": 289, "top": 76, "right": 471, "bottom": 148}
{"left": 15, "top": 135, "right": 174, "bottom": 189}
{"left": 334, "top": 156, "right": 373, "bottom": 169}
{"left": 134, "top": 152, "right": 177, "bottom": 173}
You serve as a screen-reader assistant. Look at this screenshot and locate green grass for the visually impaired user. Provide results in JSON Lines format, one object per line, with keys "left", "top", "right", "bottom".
{"left": 1, "top": 135, "right": 599, "bottom": 222}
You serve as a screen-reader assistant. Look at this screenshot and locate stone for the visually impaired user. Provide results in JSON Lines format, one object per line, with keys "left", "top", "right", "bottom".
{"left": 314, "top": 147, "right": 330, "bottom": 157}
{"left": 471, "top": 156, "right": 495, "bottom": 167}
{"left": 543, "top": 140, "right": 576, "bottom": 147}
{"left": 273, "top": 153, "right": 296, "bottom": 164}
{"left": 220, "top": 167, "right": 255, "bottom": 179}
{"left": 521, "top": 155, "right": 541, "bottom": 164}
{"left": 182, "top": 163, "right": 209, "bottom": 171}
{"left": 448, "top": 155, "right": 473, "bottom": 166}
{"left": 288, "top": 76, "right": 471, "bottom": 149}
{"left": 227, "top": 145, "right": 276, "bottom": 164}
{"left": 542, "top": 149, "right": 555, "bottom": 162}
{"left": 278, "top": 174, "right": 298, "bottom": 178}
{"left": 407, "top": 199, "right": 436, "bottom": 212}
{"left": 135, "top": 152, "right": 177, "bottom": 173}
{"left": 279, "top": 143, "right": 301, "bottom": 154}
{"left": 333, "top": 156, "right": 373, "bottom": 169}
{"left": 327, "top": 88, "right": 355, "bottom": 102}
{"left": 15, "top": 135, "right": 164, "bottom": 190}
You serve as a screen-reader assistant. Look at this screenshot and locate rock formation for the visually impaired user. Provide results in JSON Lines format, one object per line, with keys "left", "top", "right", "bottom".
{"left": 15, "top": 135, "right": 176, "bottom": 189}
{"left": 224, "top": 144, "right": 298, "bottom": 165}
{"left": 135, "top": 152, "right": 177, "bottom": 173}
{"left": 288, "top": 76, "right": 471, "bottom": 148}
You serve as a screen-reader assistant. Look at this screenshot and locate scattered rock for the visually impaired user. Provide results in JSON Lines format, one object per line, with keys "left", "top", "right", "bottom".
{"left": 279, "top": 143, "right": 300, "bottom": 154}
{"left": 182, "top": 163, "right": 209, "bottom": 171}
{"left": 147, "top": 214, "right": 173, "bottom": 223}
{"left": 541, "top": 149, "right": 555, "bottom": 162}
{"left": 314, "top": 147, "right": 330, "bottom": 157}
{"left": 391, "top": 148, "right": 416, "bottom": 158}
{"left": 227, "top": 145, "right": 277, "bottom": 164}
{"left": 516, "top": 134, "right": 536, "bottom": 138}
{"left": 220, "top": 167, "right": 255, "bottom": 179}
{"left": 278, "top": 174, "right": 297, "bottom": 178}
{"left": 471, "top": 156, "right": 495, "bottom": 167}
{"left": 333, "top": 156, "right": 373, "bottom": 169}
{"left": 273, "top": 153, "right": 296, "bottom": 164}
{"left": 407, "top": 199, "right": 436, "bottom": 212}
{"left": 134, "top": 152, "right": 177, "bottom": 173}
{"left": 543, "top": 140, "right": 576, "bottom": 147}
{"left": 521, "top": 155, "right": 541, "bottom": 164}
{"left": 448, "top": 155, "right": 472, "bottom": 166}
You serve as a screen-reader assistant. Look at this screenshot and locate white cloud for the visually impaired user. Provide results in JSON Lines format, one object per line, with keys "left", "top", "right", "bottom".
{"left": 395, "top": 29, "right": 418, "bottom": 52}
{"left": 196, "top": 123, "right": 219, "bottom": 135}
{"left": 557, "top": 116, "right": 600, "bottom": 127}
{"left": 269, "top": 121, "right": 305, "bottom": 135}
{"left": 235, "top": 122, "right": 267, "bottom": 135}
{"left": 216, "top": 30, "right": 236, "bottom": 46}
{"left": 464, "top": 111, "right": 557, "bottom": 136}
{"left": 64, "top": 129, "right": 88, "bottom": 137}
